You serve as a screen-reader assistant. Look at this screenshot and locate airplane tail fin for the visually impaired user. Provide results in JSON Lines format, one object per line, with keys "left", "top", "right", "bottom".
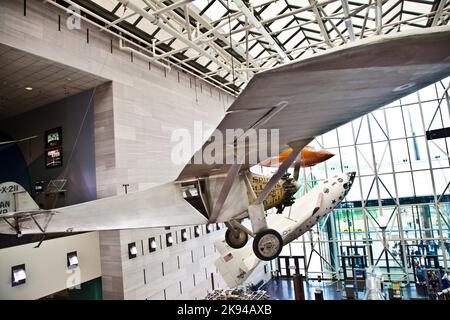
{"left": 214, "top": 238, "right": 261, "bottom": 288}
{"left": 0, "top": 182, "right": 39, "bottom": 214}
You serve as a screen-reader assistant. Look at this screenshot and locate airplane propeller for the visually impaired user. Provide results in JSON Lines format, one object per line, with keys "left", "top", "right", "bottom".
{"left": 293, "top": 157, "right": 301, "bottom": 182}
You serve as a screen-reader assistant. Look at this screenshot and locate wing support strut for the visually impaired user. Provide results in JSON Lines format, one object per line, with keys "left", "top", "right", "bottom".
{"left": 228, "top": 220, "right": 255, "bottom": 238}
{"left": 2, "top": 217, "right": 20, "bottom": 235}
{"left": 1, "top": 211, "right": 49, "bottom": 247}
{"left": 30, "top": 215, "right": 47, "bottom": 248}
{"left": 253, "top": 147, "right": 302, "bottom": 206}
{"left": 249, "top": 147, "right": 302, "bottom": 234}
{"left": 242, "top": 172, "right": 257, "bottom": 201}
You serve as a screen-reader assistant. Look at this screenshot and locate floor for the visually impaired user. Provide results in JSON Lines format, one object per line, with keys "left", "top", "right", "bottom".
{"left": 262, "top": 278, "right": 429, "bottom": 300}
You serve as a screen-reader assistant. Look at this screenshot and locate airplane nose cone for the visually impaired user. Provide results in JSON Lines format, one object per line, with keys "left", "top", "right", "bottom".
{"left": 321, "top": 150, "right": 335, "bottom": 161}
{"left": 347, "top": 171, "right": 356, "bottom": 184}
{"left": 342, "top": 172, "right": 356, "bottom": 196}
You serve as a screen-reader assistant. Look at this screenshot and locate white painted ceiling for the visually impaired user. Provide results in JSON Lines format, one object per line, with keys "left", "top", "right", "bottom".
{"left": 0, "top": 43, "right": 108, "bottom": 120}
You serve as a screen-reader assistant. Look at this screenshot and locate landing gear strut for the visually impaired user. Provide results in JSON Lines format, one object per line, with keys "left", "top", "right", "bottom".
{"left": 252, "top": 229, "right": 283, "bottom": 261}
{"left": 225, "top": 228, "right": 248, "bottom": 249}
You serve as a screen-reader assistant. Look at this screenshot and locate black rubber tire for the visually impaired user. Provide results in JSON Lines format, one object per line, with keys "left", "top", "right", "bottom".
{"left": 252, "top": 228, "right": 283, "bottom": 261}
{"left": 225, "top": 228, "right": 248, "bottom": 249}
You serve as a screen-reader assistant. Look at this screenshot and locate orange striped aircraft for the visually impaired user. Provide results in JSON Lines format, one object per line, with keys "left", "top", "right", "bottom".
{"left": 260, "top": 146, "right": 334, "bottom": 168}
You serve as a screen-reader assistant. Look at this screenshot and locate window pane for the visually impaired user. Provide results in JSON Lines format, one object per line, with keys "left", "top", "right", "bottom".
{"left": 369, "top": 111, "right": 388, "bottom": 142}
{"left": 323, "top": 130, "right": 338, "bottom": 148}
{"left": 400, "top": 92, "right": 419, "bottom": 105}
{"left": 385, "top": 107, "right": 405, "bottom": 139}
{"left": 428, "top": 139, "right": 450, "bottom": 169}
{"left": 340, "top": 146, "right": 358, "bottom": 172}
{"left": 373, "top": 141, "right": 392, "bottom": 174}
{"left": 356, "top": 144, "right": 375, "bottom": 176}
{"left": 418, "top": 83, "right": 437, "bottom": 101}
{"left": 421, "top": 100, "right": 443, "bottom": 131}
{"left": 391, "top": 139, "right": 411, "bottom": 172}
{"left": 412, "top": 171, "right": 433, "bottom": 197}
{"left": 337, "top": 122, "right": 355, "bottom": 146}
{"left": 346, "top": 176, "right": 361, "bottom": 202}
{"left": 396, "top": 172, "right": 415, "bottom": 198}
{"left": 433, "top": 168, "right": 450, "bottom": 197}
{"left": 402, "top": 104, "right": 424, "bottom": 137}
{"left": 326, "top": 147, "right": 341, "bottom": 173}
{"left": 378, "top": 174, "right": 396, "bottom": 202}
{"left": 408, "top": 137, "right": 429, "bottom": 171}
{"left": 354, "top": 116, "right": 371, "bottom": 144}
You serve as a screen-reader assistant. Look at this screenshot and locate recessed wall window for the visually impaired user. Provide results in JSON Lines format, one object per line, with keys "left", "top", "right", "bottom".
{"left": 11, "top": 264, "right": 26, "bottom": 287}
{"left": 206, "top": 224, "right": 213, "bottom": 234}
{"left": 181, "top": 229, "right": 188, "bottom": 242}
{"left": 67, "top": 251, "right": 79, "bottom": 269}
{"left": 149, "top": 237, "right": 157, "bottom": 253}
{"left": 166, "top": 233, "right": 173, "bottom": 247}
{"left": 128, "top": 242, "right": 138, "bottom": 259}
{"left": 194, "top": 226, "right": 200, "bottom": 238}
{"left": 216, "top": 223, "right": 221, "bottom": 230}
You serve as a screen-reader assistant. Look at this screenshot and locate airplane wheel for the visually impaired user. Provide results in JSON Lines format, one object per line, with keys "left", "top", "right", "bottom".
{"left": 252, "top": 229, "right": 283, "bottom": 261}
{"left": 225, "top": 228, "right": 248, "bottom": 249}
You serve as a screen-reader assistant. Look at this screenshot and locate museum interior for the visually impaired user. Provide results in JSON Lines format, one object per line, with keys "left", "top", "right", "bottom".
{"left": 0, "top": 0, "right": 450, "bottom": 301}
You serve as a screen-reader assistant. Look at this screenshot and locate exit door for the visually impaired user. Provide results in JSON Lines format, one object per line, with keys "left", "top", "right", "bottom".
{"left": 277, "top": 256, "right": 305, "bottom": 278}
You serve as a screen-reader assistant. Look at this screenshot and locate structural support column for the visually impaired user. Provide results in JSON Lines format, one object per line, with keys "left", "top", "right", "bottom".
{"left": 432, "top": 0, "right": 447, "bottom": 26}
{"left": 341, "top": 0, "right": 356, "bottom": 41}
{"left": 330, "top": 212, "right": 342, "bottom": 289}
{"left": 418, "top": 92, "right": 448, "bottom": 272}
{"left": 383, "top": 107, "right": 411, "bottom": 284}
{"left": 375, "top": 0, "right": 383, "bottom": 35}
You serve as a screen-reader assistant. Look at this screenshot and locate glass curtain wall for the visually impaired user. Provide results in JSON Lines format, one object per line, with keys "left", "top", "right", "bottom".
{"left": 268, "top": 78, "right": 450, "bottom": 284}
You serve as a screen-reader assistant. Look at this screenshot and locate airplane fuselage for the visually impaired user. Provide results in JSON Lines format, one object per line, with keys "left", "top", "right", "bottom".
{"left": 273, "top": 172, "right": 356, "bottom": 244}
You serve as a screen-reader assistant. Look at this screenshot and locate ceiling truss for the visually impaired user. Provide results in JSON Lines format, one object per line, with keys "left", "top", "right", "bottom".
{"left": 45, "top": 0, "right": 450, "bottom": 95}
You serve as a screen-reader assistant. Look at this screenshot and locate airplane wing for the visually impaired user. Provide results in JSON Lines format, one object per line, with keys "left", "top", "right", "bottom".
{"left": 0, "top": 182, "right": 208, "bottom": 234}
{"left": 177, "top": 26, "right": 450, "bottom": 181}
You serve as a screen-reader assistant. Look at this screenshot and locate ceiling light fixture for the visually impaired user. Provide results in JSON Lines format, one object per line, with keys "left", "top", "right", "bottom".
{"left": 25, "top": 87, "right": 33, "bottom": 91}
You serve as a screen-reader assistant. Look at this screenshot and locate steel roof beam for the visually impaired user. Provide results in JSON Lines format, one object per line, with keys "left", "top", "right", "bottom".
{"left": 229, "top": 0, "right": 339, "bottom": 35}
{"left": 341, "top": 0, "right": 356, "bottom": 41}
{"left": 117, "top": 0, "right": 246, "bottom": 82}
{"left": 187, "top": 6, "right": 262, "bottom": 69}
{"left": 232, "top": 0, "right": 290, "bottom": 63}
{"left": 432, "top": 0, "right": 448, "bottom": 26}
{"left": 376, "top": 0, "right": 383, "bottom": 34}
{"left": 309, "top": 0, "right": 334, "bottom": 47}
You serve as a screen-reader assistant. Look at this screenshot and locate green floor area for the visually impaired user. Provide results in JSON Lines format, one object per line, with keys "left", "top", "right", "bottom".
{"left": 41, "top": 277, "right": 103, "bottom": 300}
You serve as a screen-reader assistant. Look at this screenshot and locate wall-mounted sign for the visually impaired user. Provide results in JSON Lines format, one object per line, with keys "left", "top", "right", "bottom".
{"left": 45, "top": 127, "right": 62, "bottom": 149}
{"left": 34, "top": 181, "right": 44, "bottom": 193}
{"left": 46, "top": 147, "right": 63, "bottom": 168}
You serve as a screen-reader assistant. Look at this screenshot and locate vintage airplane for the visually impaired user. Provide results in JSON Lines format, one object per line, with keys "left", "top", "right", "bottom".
{"left": 0, "top": 26, "right": 450, "bottom": 262}
{"left": 259, "top": 145, "right": 335, "bottom": 169}
{"left": 215, "top": 171, "right": 355, "bottom": 286}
